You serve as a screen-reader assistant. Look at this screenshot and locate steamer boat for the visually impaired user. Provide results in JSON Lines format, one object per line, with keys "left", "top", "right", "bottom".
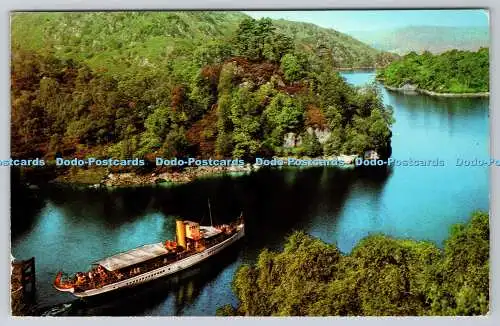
{"left": 54, "top": 203, "right": 244, "bottom": 298}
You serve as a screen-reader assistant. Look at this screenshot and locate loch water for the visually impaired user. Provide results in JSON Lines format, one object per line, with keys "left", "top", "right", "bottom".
{"left": 11, "top": 71, "right": 489, "bottom": 316}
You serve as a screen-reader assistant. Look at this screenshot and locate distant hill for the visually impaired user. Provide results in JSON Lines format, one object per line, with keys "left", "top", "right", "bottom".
{"left": 271, "top": 19, "right": 385, "bottom": 67}
{"left": 348, "top": 26, "right": 489, "bottom": 55}
{"left": 11, "top": 11, "right": 387, "bottom": 71}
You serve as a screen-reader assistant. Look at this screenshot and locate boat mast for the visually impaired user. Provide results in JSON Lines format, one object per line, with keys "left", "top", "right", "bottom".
{"left": 208, "top": 199, "right": 213, "bottom": 227}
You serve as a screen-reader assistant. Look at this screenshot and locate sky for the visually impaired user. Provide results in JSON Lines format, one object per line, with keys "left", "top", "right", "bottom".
{"left": 244, "top": 10, "right": 489, "bottom": 33}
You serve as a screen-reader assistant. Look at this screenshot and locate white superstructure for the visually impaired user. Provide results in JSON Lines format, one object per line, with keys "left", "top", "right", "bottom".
{"left": 57, "top": 222, "right": 244, "bottom": 298}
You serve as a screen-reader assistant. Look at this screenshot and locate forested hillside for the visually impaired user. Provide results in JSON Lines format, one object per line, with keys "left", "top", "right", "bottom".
{"left": 11, "top": 12, "right": 247, "bottom": 77}
{"left": 218, "top": 211, "right": 489, "bottom": 316}
{"left": 271, "top": 19, "right": 397, "bottom": 68}
{"left": 11, "top": 12, "right": 393, "bottom": 165}
{"left": 377, "top": 48, "right": 489, "bottom": 94}
{"left": 11, "top": 12, "right": 391, "bottom": 73}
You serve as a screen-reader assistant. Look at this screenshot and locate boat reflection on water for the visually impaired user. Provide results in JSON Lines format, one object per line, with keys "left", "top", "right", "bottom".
{"left": 43, "top": 239, "right": 244, "bottom": 316}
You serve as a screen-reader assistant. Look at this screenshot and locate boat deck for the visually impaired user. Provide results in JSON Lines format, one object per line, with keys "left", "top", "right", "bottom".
{"left": 93, "top": 243, "right": 170, "bottom": 272}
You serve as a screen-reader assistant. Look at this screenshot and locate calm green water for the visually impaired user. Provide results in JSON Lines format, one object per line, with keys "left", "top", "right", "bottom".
{"left": 11, "top": 71, "right": 489, "bottom": 316}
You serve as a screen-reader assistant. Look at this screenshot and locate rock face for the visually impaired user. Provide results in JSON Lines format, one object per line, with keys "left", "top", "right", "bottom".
{"left": 364, "top": 150, "right": 380, "bottom": 160}
{"left": 283, "top": 128, "right": 332, "bottom": 148}
{"left": 338, "top": 154, "right": 358, "bottom": 165}
{"left": 306, "top": 127, "right": 331, "bottom": 144}
{"left": 400, "top": 83, "right": 418, "bottom": 92}
{"left": 283, "top": 132, "right": 302, "bottom": 148}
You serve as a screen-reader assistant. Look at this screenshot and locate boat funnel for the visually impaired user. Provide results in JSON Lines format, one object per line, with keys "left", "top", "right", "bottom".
{"left": 176, "top": 219, "right": 186, "bottom": 249}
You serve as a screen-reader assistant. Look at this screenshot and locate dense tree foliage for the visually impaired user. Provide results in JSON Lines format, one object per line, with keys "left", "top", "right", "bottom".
{"left": 377, "top": 48, "right": 489, "bottom": 93}
{"left": 217, "top": 211, "right": 489, "bottom": 316}
{"left": 11, "top": 13, "right": 394, "bottom": 163}
{"left": 234, "top": 18, "right": 293, "bottom": 62}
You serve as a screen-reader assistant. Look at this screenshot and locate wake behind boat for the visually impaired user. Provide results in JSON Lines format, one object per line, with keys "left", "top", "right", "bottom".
{"left": 54, "top": 207, "right": 244, "bottom": 298}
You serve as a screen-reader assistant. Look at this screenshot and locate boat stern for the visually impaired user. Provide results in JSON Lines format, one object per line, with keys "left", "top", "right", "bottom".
{"left": 53, "top": 271, "right": 75, "bottom": 293}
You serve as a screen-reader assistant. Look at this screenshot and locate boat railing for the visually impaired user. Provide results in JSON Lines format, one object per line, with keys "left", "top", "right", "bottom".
{"left": 72, "top": 251, "right": 192, "bottom": 291}
{"left": 66, "top": 215, "right": 245, "bottom": 292}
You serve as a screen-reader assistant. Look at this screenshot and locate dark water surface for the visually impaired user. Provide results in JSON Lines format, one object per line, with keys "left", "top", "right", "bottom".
{"left": 11, "top": 71, "right": 489, "bottom": 316}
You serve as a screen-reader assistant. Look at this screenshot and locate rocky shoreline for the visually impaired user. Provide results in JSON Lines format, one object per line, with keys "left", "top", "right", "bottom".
{"left": 103, "top": 165, "right": 254, "bottom": 187}
{"left": 382, "top": 83, "right": 489, "bottom": 98}
{"left": 336, "top": 66, "right": 376, "bottom": 71}
{"left": 45, "top": 154, "right": 364, "bottom": 188}
{"left": 49, "top": 165, "right": 253, "bottom": 188}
